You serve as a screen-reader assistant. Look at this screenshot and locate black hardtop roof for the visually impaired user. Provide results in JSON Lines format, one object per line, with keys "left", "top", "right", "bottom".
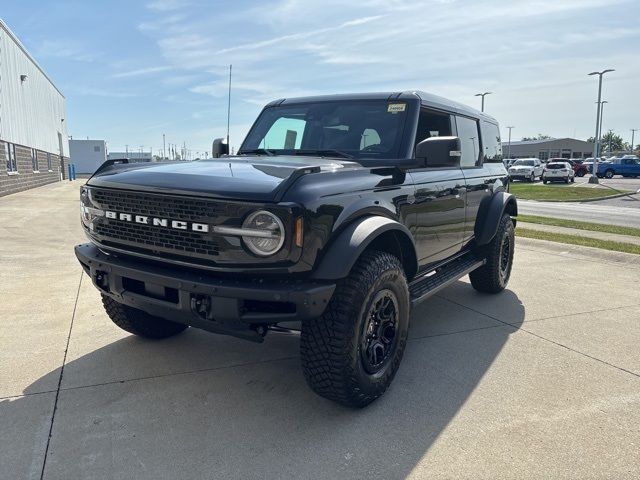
{"left": 266, "top": 90, "right": 498, "bottom": 124}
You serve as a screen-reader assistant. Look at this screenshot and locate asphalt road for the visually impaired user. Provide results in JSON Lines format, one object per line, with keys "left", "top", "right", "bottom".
{"left": 518, "top": 198, "right": 640, "bottom": 228}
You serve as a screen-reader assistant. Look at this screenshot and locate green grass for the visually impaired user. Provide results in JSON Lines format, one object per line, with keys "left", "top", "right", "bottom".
{"left": 517, "top": 215, "right": 640, "bottom": 237}
{"left": 516, "top": 228, "right": 640, "bottom": 255}
{"left": 509, "top": 183, "right": 627, "bottom": 201}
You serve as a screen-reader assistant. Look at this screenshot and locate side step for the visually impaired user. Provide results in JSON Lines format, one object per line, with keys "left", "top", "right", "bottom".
{"left": 409, "top": 253, "right": 485, "bottom": 306}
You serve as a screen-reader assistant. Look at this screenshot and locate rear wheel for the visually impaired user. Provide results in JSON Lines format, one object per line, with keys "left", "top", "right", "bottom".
{"left": 300, "top": 250, "right": 410, "bottom": 408}
{"left": 470, "top": 214, "right": 515, "bottom": 294}
{"left": 529, "top": 172, "right": 535, "bottom": 182}
{"left": 605, "top": 169, "right": 614, "bottom": 179}
{"left": 576, "top": 170, "right": 585, "bottom": 177}
{"left": 102, "top": 295, "right": 188, "bottom": 339}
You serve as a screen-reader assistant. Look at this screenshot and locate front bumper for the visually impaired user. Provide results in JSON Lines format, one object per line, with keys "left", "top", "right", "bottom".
{"left": 75, "top": 243, "right": 335, "bottom": 342}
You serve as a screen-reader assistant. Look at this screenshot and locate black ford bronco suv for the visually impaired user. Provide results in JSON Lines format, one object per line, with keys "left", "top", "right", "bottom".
{"left": 75, "top": 91, "right": 516, "bottom": 407}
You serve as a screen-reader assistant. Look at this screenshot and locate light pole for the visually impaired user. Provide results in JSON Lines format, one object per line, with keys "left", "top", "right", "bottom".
{"left": 631, "top": 129, "right": 638, "bottom": 155}
{"left": 598, "top": 100, "right": 608, "bottom": 155}
{"left": 163, "top": 133, "right": 166, "bottom": 159}
{"left": 475, "top": 92, "right": 492, "bottom": 112}
{"left": 588, "top": 69, "right": 614, "bottom": 184}
{"left": 507, "top": 126, "right": 514, "bottom": 159}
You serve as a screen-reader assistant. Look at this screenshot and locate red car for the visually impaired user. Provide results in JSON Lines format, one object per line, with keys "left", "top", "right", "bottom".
{"left": 548, "top": 158, "right": 588, "bottom": 177}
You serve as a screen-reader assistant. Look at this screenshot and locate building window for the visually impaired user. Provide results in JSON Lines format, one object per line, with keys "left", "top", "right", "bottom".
{"left": 32, "top": 148, "right": 39, "bottom": 172}
{"left": 538, "top": 151, "right": 549, "bottom": 161}
{"left": 94, "top": 145, "right": 101, "bottom": 152}
{"left": 6, "top": 143, "right": 18, "bottom": 174}
{"left": 47, "top": 152, "right": 53, "bottom": 171}
{"left": 549, "top": 150, "right": 560, "bottom": 159}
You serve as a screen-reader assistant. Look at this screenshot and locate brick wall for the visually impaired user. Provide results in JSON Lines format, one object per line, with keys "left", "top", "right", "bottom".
{"left": 0, "top": 141, "right": 68, "bottom": 197}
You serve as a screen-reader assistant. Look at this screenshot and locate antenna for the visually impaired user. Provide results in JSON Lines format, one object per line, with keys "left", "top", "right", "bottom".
{"left": 227, "top": 64, "right": 232, "bottom": 147}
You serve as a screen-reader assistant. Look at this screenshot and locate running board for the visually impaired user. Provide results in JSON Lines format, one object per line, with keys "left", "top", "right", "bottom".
{"left": 409, "top": 253, "right": 485, "bottom": 306}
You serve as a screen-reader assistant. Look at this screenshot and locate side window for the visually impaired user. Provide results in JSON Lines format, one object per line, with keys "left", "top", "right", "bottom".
{"left": 260, "top": 117, "right": 306, "bottom": 150}
{"left": 456, "top": 116, "right": 481, "bottom": 167}
{"left": 481, "top": 121, "right": 503, "bottom": 163}
{"left": 47, "top": 153, "right": 53, "bottom": 171}
{"left": 415, "top": 109, "right": 453, "bottom": 147}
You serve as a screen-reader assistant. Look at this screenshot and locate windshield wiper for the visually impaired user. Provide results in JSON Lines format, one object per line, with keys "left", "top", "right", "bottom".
{"left": 239, "top": 148, "right": 274, "bottom": 156}
{"left": 294, "top": 149, "right": 354, "bottom": 159}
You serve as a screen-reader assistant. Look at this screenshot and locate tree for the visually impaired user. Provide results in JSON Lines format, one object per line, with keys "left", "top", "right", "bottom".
{"left": 600, "top": 131, "right": 624, "bottom": 152}
{"left": 521, "top": 134, "right": 552, "bottom": 141}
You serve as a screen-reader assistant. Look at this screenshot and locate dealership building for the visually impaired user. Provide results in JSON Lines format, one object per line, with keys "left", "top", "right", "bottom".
{"left": 502, "top": 138, "right": 595, "bottom": 161}
{"left": 0, "top": 19, "right": 69, "bottom": 197}
{"left": 69, "top": 139, "right": 107, "bottom": 175}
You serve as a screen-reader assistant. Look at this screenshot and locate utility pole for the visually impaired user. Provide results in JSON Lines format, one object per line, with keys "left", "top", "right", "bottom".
{"left": 506, "top": 126, "right": 514, "bottom": 159}
{"left": 163, "top": 133, "right": 166, "bottom": 159}
{"left": 125, "top": 145, "right": 128, "bottom": 156}
{"left": 474, "top": 92, "right": 492, "bottom": 112}
{"left": 588, "top": 69, "right": 614, "bottom": 184}
{"left": 608, "top": 129, "right": 613, "bottom": 154}
{"left": 631, "top": 129, "right": 638, "bottom": 154}
{"left": 227, "top": 64, "right": 232, "bottom": 147}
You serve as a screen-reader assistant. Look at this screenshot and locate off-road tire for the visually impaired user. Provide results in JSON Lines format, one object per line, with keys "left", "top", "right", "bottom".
{"left": 300, "top": 250, "right": 410, "bottom": 408}
{"left": 102, "top": 295, "right": 188, "bottom": 339}
{"left": 470, "top": 213, "right": 515, "bottom": 294}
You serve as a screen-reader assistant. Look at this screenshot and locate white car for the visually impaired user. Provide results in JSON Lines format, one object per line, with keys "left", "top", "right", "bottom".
{"left": 542, "top": 161, "right": 575, "bottom": 184}
{"left": 508, "top": 158, "right": 544, "bottom": 182}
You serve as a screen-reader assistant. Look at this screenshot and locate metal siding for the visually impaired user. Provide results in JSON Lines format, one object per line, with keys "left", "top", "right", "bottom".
{"left": 0, "top": 21, "right": 68, "bottom": 156}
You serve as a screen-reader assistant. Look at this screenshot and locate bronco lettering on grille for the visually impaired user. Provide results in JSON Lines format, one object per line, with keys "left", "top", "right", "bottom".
{"left": 105, "top": 210, "right": 210, "bottom": 233}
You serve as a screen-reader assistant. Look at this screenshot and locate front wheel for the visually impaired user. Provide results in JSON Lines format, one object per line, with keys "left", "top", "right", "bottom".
{"left": 529, "top": 172, "right": 535, "bottom": 182}
{"left": 470, "top": 213, "right": 515, "bottom": 294}
{"left": 102, "top": 295, "right": 188, "bottom": 339}
{"left": 300, "top": 251, "right": 410, "bottom": 408}
{"left": 605, "top": 169, "right": 614, "bottom": 179}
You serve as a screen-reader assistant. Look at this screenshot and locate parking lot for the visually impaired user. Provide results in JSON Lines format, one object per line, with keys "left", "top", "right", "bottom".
{"left": 2, "top": 182, "right": 640, "bottom": 479}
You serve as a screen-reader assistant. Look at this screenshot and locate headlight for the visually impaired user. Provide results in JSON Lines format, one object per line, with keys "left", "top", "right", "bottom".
{"left": 80, "top": 187, "right": 104, "bottom": 230}
{"left": 241, "top": 210, "right": 285, "bottom": 256}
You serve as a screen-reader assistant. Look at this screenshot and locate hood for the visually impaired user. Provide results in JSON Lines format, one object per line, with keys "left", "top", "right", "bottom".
{"left": 87, "top": 156, "right": 362, "bottom": 202}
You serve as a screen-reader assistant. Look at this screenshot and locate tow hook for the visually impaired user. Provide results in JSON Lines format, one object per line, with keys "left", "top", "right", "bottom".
{"left": 191, "top": 294, "right": 213, "bottom": 320}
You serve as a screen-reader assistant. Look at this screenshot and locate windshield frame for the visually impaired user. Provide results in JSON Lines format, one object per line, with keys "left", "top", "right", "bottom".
{"left": 238, "top": 99, "right": 419, "bottom": 162}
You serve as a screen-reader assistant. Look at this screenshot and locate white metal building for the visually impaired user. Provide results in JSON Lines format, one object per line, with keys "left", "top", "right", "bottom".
{"left": 0, "top": 18, "right": 69, "bottom": 196}
{"left": 69, "top": 139, "right": 107, "bottom": 174}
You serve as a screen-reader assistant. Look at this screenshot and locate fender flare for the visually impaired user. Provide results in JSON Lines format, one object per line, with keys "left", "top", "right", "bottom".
{"left": 474, "top": 191, "right": 518, "bottom": 245}
{"left": 311, "top": 216, "right": 418, "bottom": 281}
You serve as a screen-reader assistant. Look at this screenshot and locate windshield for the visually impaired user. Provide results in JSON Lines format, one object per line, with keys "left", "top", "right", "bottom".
{"left": 514, "top": 160, "right": 535, "bottom": 166}
{"left": 240, "top": 101, "right": 411, "bottom": 160}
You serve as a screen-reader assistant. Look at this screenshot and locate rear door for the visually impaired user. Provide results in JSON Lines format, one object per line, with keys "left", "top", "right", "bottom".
{"left": 463, "top": 119, "right": 508, "bottom": 243}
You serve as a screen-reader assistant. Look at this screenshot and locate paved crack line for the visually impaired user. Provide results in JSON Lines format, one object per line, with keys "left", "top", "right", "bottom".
{"left": 57, "top": 355, "right": 299, "bottom": 394}
{"left": 437, "top": 295, "right": 640, "bottom": 380}
{"left": 39, "top": 272, "right": 83, "bottom": 480}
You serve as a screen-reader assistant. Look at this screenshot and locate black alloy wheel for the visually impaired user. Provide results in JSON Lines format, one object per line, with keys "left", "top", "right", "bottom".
{"left": 360, "top": 289, "right": 399, "bottom": 374}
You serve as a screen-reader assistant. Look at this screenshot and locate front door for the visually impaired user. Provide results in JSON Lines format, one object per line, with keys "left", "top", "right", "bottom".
{"left": 409, "top": 108, "right": 465, "bottom": 265}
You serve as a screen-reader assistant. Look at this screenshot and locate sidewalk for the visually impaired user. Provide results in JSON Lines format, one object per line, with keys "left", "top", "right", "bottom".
{"left": 517, "top": 221, "right": 640, "bottom": 246}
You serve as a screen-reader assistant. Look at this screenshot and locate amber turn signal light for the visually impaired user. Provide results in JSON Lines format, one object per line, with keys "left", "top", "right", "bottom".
{"left": 294, "top": 217, "right": 304, "bottom": 247}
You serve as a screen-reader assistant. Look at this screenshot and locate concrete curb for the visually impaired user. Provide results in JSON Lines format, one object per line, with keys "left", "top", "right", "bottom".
{"left": 515, "top": 237, "right": 640, "bottom": 265}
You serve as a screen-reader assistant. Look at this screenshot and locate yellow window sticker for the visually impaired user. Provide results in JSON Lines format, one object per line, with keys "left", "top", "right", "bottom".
{"left": 387, "top": 103, "right": 406, "bottom": 113}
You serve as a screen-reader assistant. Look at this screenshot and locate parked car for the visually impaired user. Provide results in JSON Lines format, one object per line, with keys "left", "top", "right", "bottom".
{"left": 548, "top": 158, "right": 589, "bottom": 177}
{"left": 542, "top": 161, "right": 575, "bottom": 184}
{"left": 596, "top": 157, "right": 640, "bottom": 178}
{"left": 508, "top": 158, "right": 543, "bottom": 182}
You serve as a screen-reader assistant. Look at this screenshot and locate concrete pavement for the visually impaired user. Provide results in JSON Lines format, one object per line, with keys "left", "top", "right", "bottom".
{"left": 2, "top": 182, "right": 640, "bottom": 479}
{"left": 518, "top": 198, "right": 640, "bottom": 227}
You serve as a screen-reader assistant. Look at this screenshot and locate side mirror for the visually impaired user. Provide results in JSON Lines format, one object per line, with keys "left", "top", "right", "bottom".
{"left": 415, "top": 136, "right": 461, "bottom": 168}
{"left": 212, "top": 138, "right": 229, "bottom": 158}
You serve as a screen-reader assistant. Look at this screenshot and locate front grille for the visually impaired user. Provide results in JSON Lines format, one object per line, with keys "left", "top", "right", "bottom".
{"left": 90, "top": 188, "right": 235, "bottom": 263}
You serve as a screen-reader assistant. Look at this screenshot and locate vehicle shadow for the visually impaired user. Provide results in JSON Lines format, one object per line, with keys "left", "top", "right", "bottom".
{"left": 3, "top": 282, "right": 525, "bottom": 480}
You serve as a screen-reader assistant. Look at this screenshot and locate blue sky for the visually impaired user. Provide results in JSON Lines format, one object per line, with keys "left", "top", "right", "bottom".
{"left": 3, "top": 0, "right": 640, "bottom": 156}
